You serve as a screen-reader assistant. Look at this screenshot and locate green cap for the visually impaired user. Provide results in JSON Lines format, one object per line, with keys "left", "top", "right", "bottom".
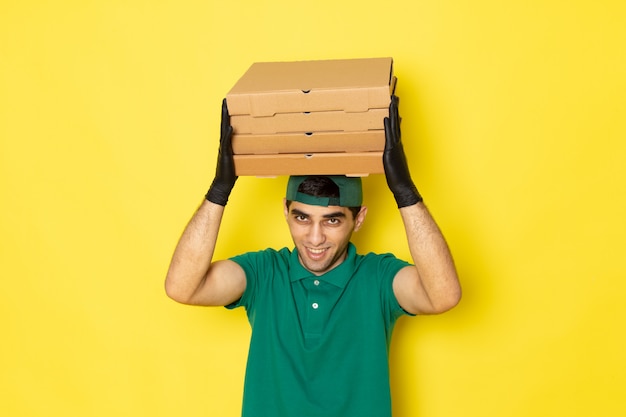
{"left": 286, "top": 176, "right": 363, "bottom": 207}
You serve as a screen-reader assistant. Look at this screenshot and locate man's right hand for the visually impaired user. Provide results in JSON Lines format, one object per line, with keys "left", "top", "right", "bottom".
{"left": 205, "top": 98, "right": 238, "bottom": 206}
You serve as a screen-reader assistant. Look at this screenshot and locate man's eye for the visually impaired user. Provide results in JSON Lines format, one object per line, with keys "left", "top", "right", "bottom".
{"left": 327, "top": 218, "right": 340, "bottom": 225}
{"left": 295, "top": 215, "right": 308, "bottom": 222}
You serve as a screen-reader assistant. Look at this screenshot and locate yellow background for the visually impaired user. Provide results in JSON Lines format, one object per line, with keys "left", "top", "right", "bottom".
{"left": 2, "top": 1, "right": 625, "bottom": 416}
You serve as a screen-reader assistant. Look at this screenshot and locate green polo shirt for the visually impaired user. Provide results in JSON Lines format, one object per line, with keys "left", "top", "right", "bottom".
{"left": 228, "top": 243, "right": 412, "bottom": 417}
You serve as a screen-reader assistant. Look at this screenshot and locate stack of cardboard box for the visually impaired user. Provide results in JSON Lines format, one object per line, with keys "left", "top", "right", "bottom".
{"left": 226, "top": 57, "right": 395, "bottom": 177}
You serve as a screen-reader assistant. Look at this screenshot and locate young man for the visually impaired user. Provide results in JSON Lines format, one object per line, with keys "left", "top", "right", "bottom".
{"left": 165, "top": 96, "right": 461, "bottom": 417}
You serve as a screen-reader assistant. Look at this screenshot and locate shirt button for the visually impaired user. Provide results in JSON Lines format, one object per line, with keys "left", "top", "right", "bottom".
{"left": 313, "top": 280, "right": 320, "bottom": 286}
{"left": 312, "top": 303, "right": 319, "bottom": 309}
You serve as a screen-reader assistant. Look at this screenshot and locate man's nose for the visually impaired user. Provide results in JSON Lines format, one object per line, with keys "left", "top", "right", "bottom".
{"left": 308, "top": 223, "right": 326, "bottom": 245}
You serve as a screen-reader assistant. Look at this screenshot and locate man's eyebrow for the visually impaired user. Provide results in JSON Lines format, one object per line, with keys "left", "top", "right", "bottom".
{"left": 290, "top": 208, "right": 346, "bottom": 219}
{"left": 323, "top": 211, "right": 346, "bottom": 219}
{"left": 290, "top": 208, "right": 309, "bottom": 217}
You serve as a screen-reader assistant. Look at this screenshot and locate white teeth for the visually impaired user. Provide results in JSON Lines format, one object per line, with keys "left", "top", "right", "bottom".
{"left": 308, "top": 248, "right": 326, "bottom": 254}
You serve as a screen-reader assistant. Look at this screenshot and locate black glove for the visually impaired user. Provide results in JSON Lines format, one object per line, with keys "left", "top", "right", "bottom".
{"left": 383, "top": 95, "right": 423, "bottom": 208}
{"left": 205, "top": 99, "right": 238, "bottom": 206}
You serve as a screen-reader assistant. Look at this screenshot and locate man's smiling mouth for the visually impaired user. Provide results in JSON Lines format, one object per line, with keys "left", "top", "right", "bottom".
{"left": 306, "top": 247, "right": 328, "bottom": 258}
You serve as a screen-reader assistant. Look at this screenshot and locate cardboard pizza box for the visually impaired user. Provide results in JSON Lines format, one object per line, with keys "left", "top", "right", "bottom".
{"left": 230, "top": 108, "right": 388, "bottom": 135}
{"left": 231, "top": 130, "right": 384, "bottom": 155}
{"left": 233, "top": 152, "right": 384, "bottom": 177}
{"left": 226, "top": 57, "right": 395, "bottom": 117}
{"left": 225, "top": 57, "right": 394, "bottom": 176}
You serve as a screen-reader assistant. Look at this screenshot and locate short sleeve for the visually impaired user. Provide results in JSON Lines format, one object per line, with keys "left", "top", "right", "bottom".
{"left": 225, "top": 250, "right": 262, "bottom": 310}
{"left": 225, "top": 248, "right": 291, "bottom": 312}
{"left": 372, "top": 252, "right": 415, "bottom": 320}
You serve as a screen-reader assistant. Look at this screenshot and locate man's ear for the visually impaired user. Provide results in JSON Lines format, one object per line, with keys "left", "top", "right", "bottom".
{"left": 353, "top": 206, "right": 368, "bottom": 232}
{"left": 283, "top": 198, "right": 289, "bottom": 219}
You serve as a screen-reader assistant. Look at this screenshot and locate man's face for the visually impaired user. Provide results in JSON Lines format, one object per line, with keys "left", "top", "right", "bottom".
{"left": 284, "top": 199, "right": 367, "bottom": 276}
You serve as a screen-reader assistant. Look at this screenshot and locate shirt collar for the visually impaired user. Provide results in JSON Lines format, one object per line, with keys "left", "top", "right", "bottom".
{"left": 289, "top": 243, "right": 357, "bottom": 288}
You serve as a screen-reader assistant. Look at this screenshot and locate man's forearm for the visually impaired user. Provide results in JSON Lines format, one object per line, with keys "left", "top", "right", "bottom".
{"left": 165, "top": 199, "right": 225, "bottom": 303}
{"left": 399, "top": 202, "right": 461, "bottom": 312}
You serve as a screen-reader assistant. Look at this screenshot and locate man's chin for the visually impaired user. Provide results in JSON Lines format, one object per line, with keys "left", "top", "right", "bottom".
{"left": 301, "top": 260, "right": 328, "bottom": 274}
{"left": 298, "top": 254, "right": 330, "bottom": 275}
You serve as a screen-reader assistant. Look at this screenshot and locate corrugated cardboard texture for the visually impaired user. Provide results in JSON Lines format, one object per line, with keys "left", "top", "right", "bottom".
{"left": 230, "top": 108, "right": 388, "bottom": 134}
{"left": 232, "top": 131, "right": 384, "bottom": 154}
{"left": 227, "top": 57, "right": 394, "bottom": 117}
{"left": 233, "top": 152, "right": 383, "bottom": 177}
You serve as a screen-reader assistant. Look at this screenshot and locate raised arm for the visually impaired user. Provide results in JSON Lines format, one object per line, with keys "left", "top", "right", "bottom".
{"left": 164, "top": 99, "right": 246, "bottom": 306}
{"left": 383, "top": 95, "right": 461, "bottom": 315}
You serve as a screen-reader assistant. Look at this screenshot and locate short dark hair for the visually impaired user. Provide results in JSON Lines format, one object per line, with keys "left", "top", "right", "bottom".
{"left": 286, "top": 176, "right": 361, "bottom": 218}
